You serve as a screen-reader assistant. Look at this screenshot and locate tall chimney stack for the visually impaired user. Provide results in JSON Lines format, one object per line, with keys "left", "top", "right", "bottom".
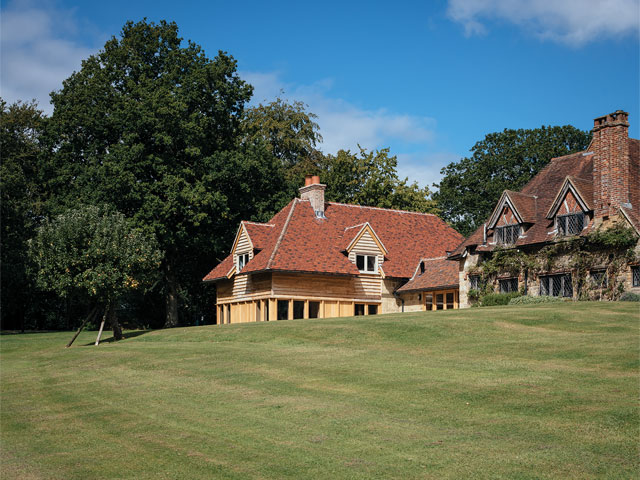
{"left": 299, "top": 175, "right": 326, "bottom": 218}
{"left": 592, "top": 110, "right": 630, "bottom": 218}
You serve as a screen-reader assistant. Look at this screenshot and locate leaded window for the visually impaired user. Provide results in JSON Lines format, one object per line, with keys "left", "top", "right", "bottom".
{"left": 540, "top": 274, "right": 572, "bottom": 297}
{"left": 495, "top": 224, "right": 520, "bottom": 245}
{"left": 557, "top": 213, "right": 585, "bottom": 236}
{"left": 469, "top": 275, "right": 480, "bottom": 290}
{"left": 590, "top": 269, "right": 608, "bottom": 288}
{"left": 499, "top": 277, "right": 518, "bottom": 293}
{"left": 633, "top": 266, "right": 640, "bottom": 287}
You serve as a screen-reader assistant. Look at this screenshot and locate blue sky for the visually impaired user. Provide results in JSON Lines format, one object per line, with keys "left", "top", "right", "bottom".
{"left": 2, "top": 0, "right": 638, "bottom": 188}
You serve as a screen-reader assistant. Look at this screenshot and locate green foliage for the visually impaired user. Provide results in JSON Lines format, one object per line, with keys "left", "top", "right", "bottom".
{"left": 242, "top": 97, "right": 322, "bottom": 169}
{"left": 0, "top": 99, "right": 49, "bottom": 329}
{"left": 434, "top": 125, "right": 591, "bottom": 236}
{"left": 586, "top": 223, "right": 638, "bottom": 250}
{"left": 619, "top": 292, "right": 640, "bottom": 302}
{"left": 319, "top": 147, "right": 438, "bottom": 213}
{"left": 480, "top": 291, "right": 521, "bottom": 306}
{"left": 508, "top": 295, "right": 564, "bottom": 305}
{"left": 45, "top": 19, "right": 287, "bottom": 326}
{"left": 29, "top": 205, "right": 162, "bottom": 303}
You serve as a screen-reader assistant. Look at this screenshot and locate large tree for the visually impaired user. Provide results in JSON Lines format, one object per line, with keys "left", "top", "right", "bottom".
{"left": 0, "top": 99, "right": 47, "bottom": 330}
{"left": 319, "top": 147, "right": 438, "bottom": 213}
{"left": 46, "top": 20, "right": 286, "bottom": 327}
{"left": 433, "top": 125, "right": 591, "bottom": 236}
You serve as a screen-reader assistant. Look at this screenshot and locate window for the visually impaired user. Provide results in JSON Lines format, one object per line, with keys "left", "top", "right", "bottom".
{"left": 446, "top": 292, "right": 455, "bottom": 309}
{"left": 469, "top": 275, "right": 480, "bottom": 290}
{"left": 495, "top": 225, "right": 520, "bottom": 245}
{"left": 368, "top": 305, "right": 378, "bottom": 315}
{"left": 277, "top": 300, "right": 289, "bottom": 320}
{"left": 435, "top": 293, "right": 444, "bottom": 310}
{"left": 633, "top": 266, "right": 640, "bottom": 287}
{"left": 356, "top": 254, "right": 377, "bottom": 273}
{"left": 540, "top": 274, "right": 572, "bottom": 297}
{"left": 354, "top": 304, "right": 365, "bottom": 316}
{"left": 557, "top": 213, "right": 585, "bottom": 236}
{"left": 499, "top": 278, "right": 518, "bottom": 293}
{"left": 590, "top": 269, "right": 608, "bottom": 288}
{"left": 309, "top": 301, "right": 320, "bottom": 318}
{"left": 425, "top": 293, "right": 433, "bottom": 311}
{"left": 293, "top": 301, "right": 304, "bottom": 319}
{"left": 237, "top": 253, "right": 250, "bottom": 271}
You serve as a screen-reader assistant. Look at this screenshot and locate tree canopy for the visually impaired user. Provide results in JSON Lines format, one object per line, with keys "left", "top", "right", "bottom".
{"left": 433, "top": 125, "right": 592, "bottom": 236}
{"left": 45, "top": 19, "right": 286, "bottom": 327}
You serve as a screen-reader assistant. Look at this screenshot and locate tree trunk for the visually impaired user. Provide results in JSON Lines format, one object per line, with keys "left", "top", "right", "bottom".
{"left": 94, "top": 306, "right": 108, "bottom": 346}
{"left": 164, "top": 263, "right": 179, "bottom": 328}
{"left": 108, "top": 304, "right": 123, "bottom": 341}
{"left": 66, "top": 306, "right": 98, "bottom": 348}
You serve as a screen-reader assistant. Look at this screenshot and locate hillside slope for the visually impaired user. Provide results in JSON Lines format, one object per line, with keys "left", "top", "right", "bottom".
{"left": 1, "top": 302, "right": 638, "bottom": 479}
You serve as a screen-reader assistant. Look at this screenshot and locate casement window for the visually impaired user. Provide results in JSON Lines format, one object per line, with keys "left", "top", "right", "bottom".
{"left": 590, "top": 269, "right": 608, "bottom": 288}
{"left": 540, "top": 273, "right": 572, "bottom": 297}
{"left": 237, "top": 253, "right": 250, "bottom": 271}
{"left": 557, "top": 212, "right": 585, "bottom": 236}
{"left": 632, "top": 266, "right": 640, "bottom": 287}
{"left": 499, "top": 278, "right": 518, "bottom": 293}
{"left": 469, "top": 275, "right": 481, "bottom": 290}
{"left": 495, "top": 225, "right": 520, "bottom": 245}
{"left": 356, "top": 254, "right": 377, "bottom": 273}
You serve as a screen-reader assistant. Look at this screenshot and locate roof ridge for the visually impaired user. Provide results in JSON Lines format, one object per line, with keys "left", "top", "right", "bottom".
{"left": 344, "top": 222, "right": 368, "bottom": 232}
{"left": 326, "top": 201, "right": 436, "bottom": 216}
{"left": 266, "top": 199, "right": 298, "bottom": 269}
{"left": 421, "top": 256, "right": 447, "bottom": 261}
{"left": 243, "top": 221, "right": 275, "bottom": 227}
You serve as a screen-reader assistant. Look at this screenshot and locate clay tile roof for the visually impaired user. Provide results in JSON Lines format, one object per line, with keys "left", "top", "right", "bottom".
{"left": 242, "top": 221, "right": 276, "bottom": 250}
{"left": 396, "top": 257, "right": 459, "bottom": 293}
{"left": 204, "top": 200, "right": 464, "bottom": 282}
{"left": 506, "top": 191, "right": 537, "bottom": 223}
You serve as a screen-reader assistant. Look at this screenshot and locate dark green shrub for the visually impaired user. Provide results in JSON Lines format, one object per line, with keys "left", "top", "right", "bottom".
{"left": 480, "top": 292, "right": 521, "bottom": 307}
{"left": 619, "top": 292, "right": 640, "bottom": 302}
{"left": 509, "top": 295, "right": 563, "bottom": 305}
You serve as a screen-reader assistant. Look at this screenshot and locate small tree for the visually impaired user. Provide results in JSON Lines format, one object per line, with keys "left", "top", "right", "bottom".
{"left": 29, "top": 205, "right": 163, "bottom": 346}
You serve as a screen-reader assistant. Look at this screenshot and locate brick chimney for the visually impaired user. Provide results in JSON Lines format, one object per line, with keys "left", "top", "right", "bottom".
{"left": 592, "top": 110, "right": 631, "bottom": 218}
{"left": 299, "top": 175, "right": 326, "bottom": 218}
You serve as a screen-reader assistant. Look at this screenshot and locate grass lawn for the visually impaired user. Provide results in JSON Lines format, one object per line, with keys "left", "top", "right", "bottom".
{"left": 1, "top": 302, "right": 638, "bottom": 479}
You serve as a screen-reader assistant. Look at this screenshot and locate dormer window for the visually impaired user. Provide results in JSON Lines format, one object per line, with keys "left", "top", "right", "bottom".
{"left": 356, "top": 254, "right": 377, "bottom": 273}
{"left": 557, "top": 212, "right": 585, "bottom": 236}
{"left": 495, "top": 224, "right": 520, "bottom": 245}
{"left": 237, "top": 253, "right": 250, "bottom": 271}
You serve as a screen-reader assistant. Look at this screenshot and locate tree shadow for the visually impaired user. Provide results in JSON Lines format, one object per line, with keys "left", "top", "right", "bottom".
{"left": 81, "top": 330, "right": 150, "bottom": 346}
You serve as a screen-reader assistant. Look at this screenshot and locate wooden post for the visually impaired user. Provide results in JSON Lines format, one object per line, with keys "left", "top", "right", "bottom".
{"left": 304, "top": 300, "right": 309, "bottom": 319}
{"left": 66, "top": 306, "right": 98, "bottom": 348}
{"left": 288, "top": 299, "right": 293, "bottom": 320}
{"left": 319, "top": 301, "right": 325, "bottom": 319}
{"left": 94, "top": 307, "right": 109, "bottom": 346}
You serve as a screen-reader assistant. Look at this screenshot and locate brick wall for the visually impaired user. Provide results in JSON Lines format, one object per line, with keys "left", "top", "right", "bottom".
{"left": 592, "top": 111, "right": 631, "bottom": 218}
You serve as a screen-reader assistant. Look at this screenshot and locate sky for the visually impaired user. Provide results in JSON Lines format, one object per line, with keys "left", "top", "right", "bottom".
{"left": 2, "top": 0, "right": 639, "bottom": 189}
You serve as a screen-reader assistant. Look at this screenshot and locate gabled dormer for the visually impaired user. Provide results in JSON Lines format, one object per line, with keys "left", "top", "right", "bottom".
{"left": 546, "top": 176, "right": 592, "bottom": 237}
{"left": 487, "top": 191, "right": 536, "bottom": 246}
{"left": 343, "top": 222, "right": 388, "bottom": 275}
{"left": 229, "top": 222, "right": 254, "bottom": 274}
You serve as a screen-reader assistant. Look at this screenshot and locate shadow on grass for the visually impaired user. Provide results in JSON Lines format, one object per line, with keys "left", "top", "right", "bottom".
{"left": 81, "top": 330, "right": 150, "bottom": 346}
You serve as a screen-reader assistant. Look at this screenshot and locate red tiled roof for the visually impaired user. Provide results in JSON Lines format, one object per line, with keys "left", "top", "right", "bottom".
{"left": 396, "top": 257, "right": 459, "bottom": 293}
{"left": 242, "top": 221, "right": 276, "bottom": 250}
{"left": 204, "top": 200, "right": 464, "bottom": 282}
{"left": 450, "top": 135, "right": 640, "bottom": 258}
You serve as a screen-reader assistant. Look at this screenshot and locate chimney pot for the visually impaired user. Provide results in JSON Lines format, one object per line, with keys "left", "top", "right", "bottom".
{"left": 311, "top": 175, "right": 320, "bottom": 185}
{"left": 304, "top": 175, "right": 313, "bottom": 186}
{"left": 299, "top": 175, "right": 326, "bottom": 218}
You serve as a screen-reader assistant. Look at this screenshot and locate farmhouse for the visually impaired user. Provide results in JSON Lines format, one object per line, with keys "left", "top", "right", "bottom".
{"left": 450, "top": 110, "right": 640, "bottom": 307}
{"left": 203, "top": 176, "right": 464, "bottom": 323}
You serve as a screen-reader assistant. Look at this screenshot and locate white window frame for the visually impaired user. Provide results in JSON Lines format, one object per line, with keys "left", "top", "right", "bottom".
{"left": 356, "top": 254, "right": 377, "bottom": 273}
{"left": 237, "top": 252, "right": 250, "bottom": 271}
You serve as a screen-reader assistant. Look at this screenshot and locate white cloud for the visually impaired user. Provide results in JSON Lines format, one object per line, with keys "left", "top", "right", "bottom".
{"left": 447, "top": 0, "right": 640, "bottom": 46}
{"left": 243, "top": 71, "right": 436, "bottom": 155}
{"left": 0, "top": 0, "right": 99, "bottom": 114}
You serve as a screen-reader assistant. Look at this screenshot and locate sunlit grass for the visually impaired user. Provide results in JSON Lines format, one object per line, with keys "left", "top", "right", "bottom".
{"left": 1, "top": 302, "right": 638, "bottom": 479}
